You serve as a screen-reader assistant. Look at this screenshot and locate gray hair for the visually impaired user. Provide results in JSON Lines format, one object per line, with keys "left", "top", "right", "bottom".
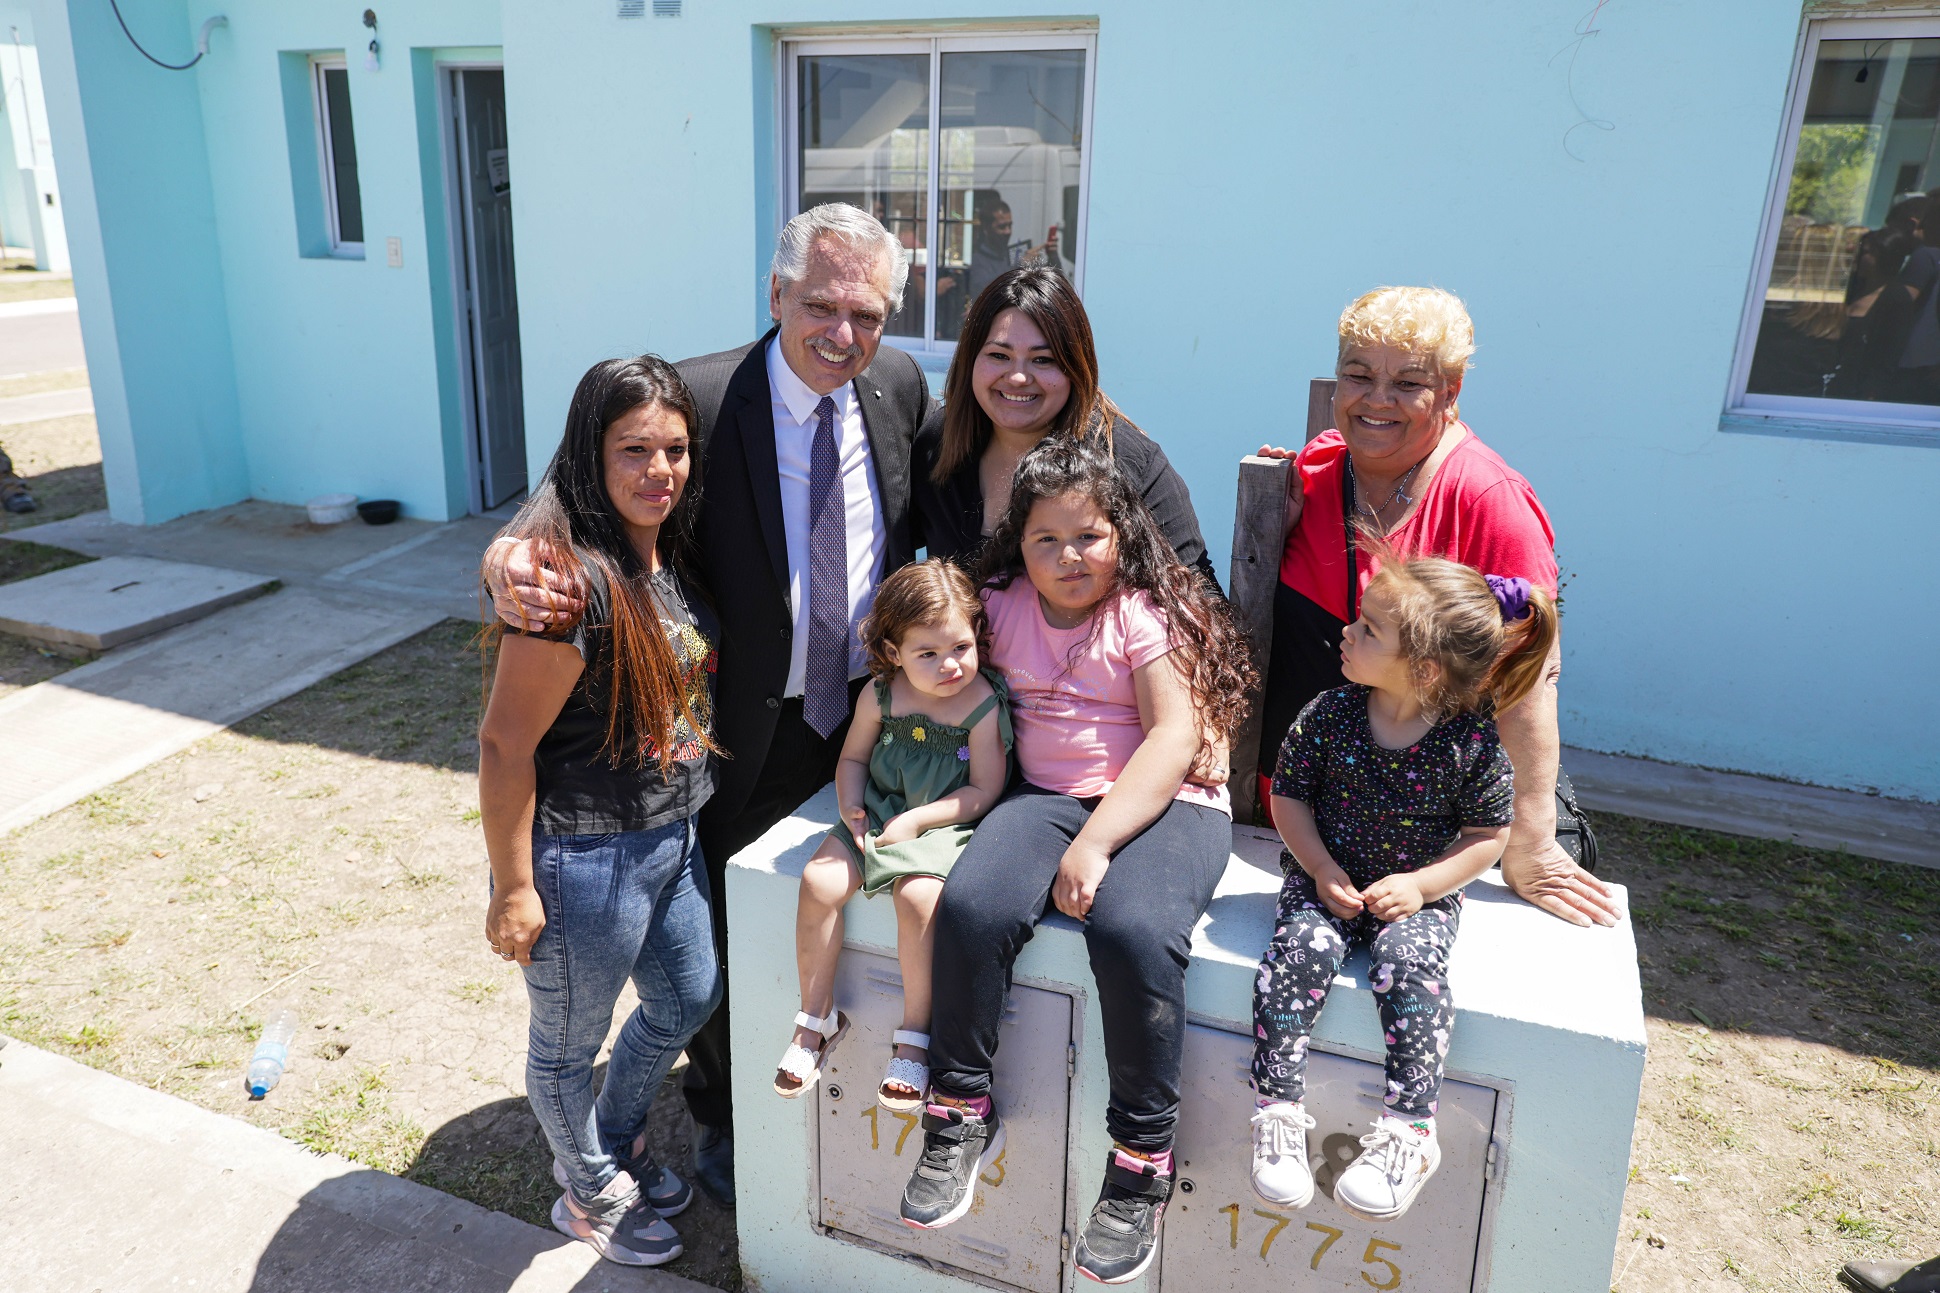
{"left": 771, "top": 203, "right": 910, "bottom": 314}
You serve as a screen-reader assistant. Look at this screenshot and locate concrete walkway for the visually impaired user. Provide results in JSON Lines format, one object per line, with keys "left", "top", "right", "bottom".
{"left": 0, "top": 1037, "right": 709, "bottom": 1293}
{"left": 0, "top": 501, "right": 504, "bottom": 836}
{"left": 0, "top": 585, "right": 443, "bottom": 834}
{"left": 0, "top": 383, "right": 92, "bottom": 425}
{"left": 1567, "top": 745, "right": 1940, "bottom": 870}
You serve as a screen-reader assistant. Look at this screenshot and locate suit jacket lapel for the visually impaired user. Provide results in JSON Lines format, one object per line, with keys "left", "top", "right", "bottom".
{"left": 854, "top": 365, "right": 907, "bottom": 551}
{"left": 729, "top": 331, "right": 790, "bottom": 595}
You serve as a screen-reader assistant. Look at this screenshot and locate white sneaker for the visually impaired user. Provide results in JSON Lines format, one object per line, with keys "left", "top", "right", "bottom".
{"left": 1249, "top": 1102, "right": 1317, "bottom": 1208}
{"left": 1333, "top": 1117, "right": 1441, "bottom": 1222}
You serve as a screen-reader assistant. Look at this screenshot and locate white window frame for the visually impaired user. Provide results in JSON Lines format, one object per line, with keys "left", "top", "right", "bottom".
{"left": 1728, "top": 14, "right": 1940, "bottom": 438}
{"left": 311, "top": 56, "right": 364, "bottom": 259}
{"left": 778, "top": 29, "right": 1098, "bottom": 360}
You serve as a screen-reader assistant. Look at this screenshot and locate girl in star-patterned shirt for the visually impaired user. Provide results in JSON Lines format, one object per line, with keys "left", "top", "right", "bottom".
{"left": 1246, "top": 556, "right": 1558, "bottom": 1225}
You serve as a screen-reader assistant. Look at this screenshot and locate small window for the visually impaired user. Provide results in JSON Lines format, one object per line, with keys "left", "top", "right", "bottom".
{"left": 313, "top": 58, "right": 365, "bottom": 255}
{"left": 1731, "top": 18, "right": 1940, "bottom": 436}
{"left": 782, "top": 32, "right": 1094, "bottom": 355}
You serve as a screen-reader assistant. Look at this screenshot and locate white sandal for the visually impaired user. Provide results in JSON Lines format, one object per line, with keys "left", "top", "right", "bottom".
{"left": 773, "top": 1007, "right": 849, "bottom": 1098}
{"left": 877, "top": 1029, "right": 931, "bottom": 1112}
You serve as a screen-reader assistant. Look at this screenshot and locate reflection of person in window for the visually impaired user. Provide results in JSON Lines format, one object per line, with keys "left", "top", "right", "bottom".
{"left": 1831, "top": 198, "right": 1921, "bottom": 401}
{"left": 963, "top": 196, "right": 1017, "bottom": 305}
{"left": 1891, "top": 197, "right": 1940, "bottom": 403}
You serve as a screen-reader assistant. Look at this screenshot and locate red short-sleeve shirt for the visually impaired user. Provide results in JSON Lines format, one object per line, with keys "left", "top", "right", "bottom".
{"left": 1278, "top": 426, "right": 1559, "bottom": 619}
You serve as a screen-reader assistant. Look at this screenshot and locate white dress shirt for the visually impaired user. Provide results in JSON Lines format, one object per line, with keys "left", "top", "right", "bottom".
{"left": 767, "top": 336, "right": 887, "bottom": 697}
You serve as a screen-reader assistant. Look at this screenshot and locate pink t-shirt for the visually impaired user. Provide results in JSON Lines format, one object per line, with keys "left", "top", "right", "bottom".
{"left": 982, "top": 579, "right": 1231, "bottom": 816}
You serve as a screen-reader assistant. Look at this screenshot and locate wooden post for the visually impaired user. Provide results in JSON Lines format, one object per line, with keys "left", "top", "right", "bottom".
{"left": 1306, "top": 377, "right": 1336, "bottom": 442}
{"left": 1228, "top": 455, "right": 1290, "bottom": 825}
{"left": 1229, "top": 378, "right": 1334, "bottom": 825}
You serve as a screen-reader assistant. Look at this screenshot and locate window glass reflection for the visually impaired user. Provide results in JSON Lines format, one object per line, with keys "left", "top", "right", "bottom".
{"left": 1748, "top": 37, "right": 1940, "bottom": 406}
{"left": 934, "top": 50, "right": 1086, "bottom": 341}
{"left": 798, "top": 54, "right": 930, "bottom": 338}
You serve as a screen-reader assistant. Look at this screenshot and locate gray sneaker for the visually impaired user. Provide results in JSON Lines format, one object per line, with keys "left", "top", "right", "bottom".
{"left": 553, "top": 1143, "right": 693, "bottom": 1218}
{"left": 549, "top": 1170, "right": 683, "bottom": 1267}
{"left": 900, "top": 1102, "right": 1005, "bottom": 1230}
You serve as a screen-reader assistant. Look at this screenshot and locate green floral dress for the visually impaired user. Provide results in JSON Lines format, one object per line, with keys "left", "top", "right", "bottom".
{"left": 828, "top": 669, "right": 1013, "bottom": 895}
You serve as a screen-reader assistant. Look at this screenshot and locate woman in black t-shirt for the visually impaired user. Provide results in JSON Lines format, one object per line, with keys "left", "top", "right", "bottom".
{"left": 478, "top": 355, "right": 722, "bottom": 1269}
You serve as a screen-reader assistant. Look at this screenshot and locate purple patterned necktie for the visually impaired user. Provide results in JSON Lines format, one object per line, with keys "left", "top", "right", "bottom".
{"left": 804, "top": 394, "right": 849, "bottom": 738}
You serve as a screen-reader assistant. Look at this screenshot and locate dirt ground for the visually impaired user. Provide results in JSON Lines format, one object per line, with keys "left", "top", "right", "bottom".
{"left": 0, "top": 618, "right": 1934, "bottom": 1293}
{"left": 0, "top": 404, "right": 103, "bottom": 537}
{"left": 0, "top": 386, "right": 106, "bottom": 697}
{"left": 1602, "top": 818, "right": 1940, "bottom": 1291}
{"left": 0, "top": 622, "right": 744, "bottom": 1290}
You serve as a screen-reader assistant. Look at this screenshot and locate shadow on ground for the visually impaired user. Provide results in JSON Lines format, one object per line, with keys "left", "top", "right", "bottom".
{"left": 0, "top": 460, "right": 103, "bottom": 535}
{"left": 1600, "top": 814, "right": 1940, "bottom": 1067}
{"left": 245, "top": 1067, "right": 740, "bottom": 1292}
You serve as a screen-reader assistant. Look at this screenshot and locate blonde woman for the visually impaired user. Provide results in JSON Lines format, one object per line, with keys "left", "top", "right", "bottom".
{"left": 1252, "top": 286, "right": 1616, "bottom": 930}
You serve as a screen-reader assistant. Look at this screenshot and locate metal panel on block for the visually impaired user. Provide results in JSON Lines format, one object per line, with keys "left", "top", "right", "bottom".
{"left": 1161, "top": 1023, "right": 1504, "bottom": 1293}
{"left": 813, "top": 948, "right": 1075, "bottom": 1293}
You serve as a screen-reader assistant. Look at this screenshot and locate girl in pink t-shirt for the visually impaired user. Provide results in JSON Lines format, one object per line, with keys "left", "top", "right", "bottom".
{"left": 896, "top": 437, "right": 1254, "bottom": 1287}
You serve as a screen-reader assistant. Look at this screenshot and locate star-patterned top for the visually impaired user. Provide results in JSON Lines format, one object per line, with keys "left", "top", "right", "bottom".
{"left": 1269, "top": 683, "right": 1514, "bottom": 887}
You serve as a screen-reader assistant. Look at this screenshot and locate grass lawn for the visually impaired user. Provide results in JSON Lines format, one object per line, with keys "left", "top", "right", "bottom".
{"left": 0, "top": 274, "right": 75, "bottom": 305}
{"left": 0, "top": 619, "right": 1932, "bottom": 1293}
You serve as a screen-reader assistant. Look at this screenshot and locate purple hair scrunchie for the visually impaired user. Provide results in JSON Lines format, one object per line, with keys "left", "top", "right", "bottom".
{"left": 1485, "top": 574, "right": 1532, "bottom": 623}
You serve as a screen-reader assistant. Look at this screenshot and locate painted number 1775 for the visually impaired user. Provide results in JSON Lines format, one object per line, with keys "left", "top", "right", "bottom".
{"left": 1215, "top": 1204, "right": 1404, "bottom": 1289}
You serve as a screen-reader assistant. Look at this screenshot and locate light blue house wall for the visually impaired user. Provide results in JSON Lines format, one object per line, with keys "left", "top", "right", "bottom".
{"left": 32, "top": 0, "right": 244, "bottom": 522}
{"left": 32, "top": 0, "right": 1940, "bottom": 801}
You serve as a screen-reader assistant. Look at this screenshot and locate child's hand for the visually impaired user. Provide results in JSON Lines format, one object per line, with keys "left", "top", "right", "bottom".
{"left": 1053, "top": 840, "right": 1112, "bottom": 920}
{"left": 841, "top": 804, "right": 869, "bottom": 847}
{"left": 1311, "top": 861, "right": 1365, "bottom": 920}
{"left": 1362, "top": 873, "right": 1425, "bottom": 923}
{"left": 874, "top": 813, "right": 919, "bottom": 847}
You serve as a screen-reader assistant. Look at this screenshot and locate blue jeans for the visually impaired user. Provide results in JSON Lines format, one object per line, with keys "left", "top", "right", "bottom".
{"left": 522, "top": 816, "right": 721, "bottom": 1198}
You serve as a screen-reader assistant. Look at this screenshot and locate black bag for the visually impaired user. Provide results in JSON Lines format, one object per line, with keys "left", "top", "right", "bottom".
{"left": 1553, "top": 766, "right": 1599, "bottom": 874}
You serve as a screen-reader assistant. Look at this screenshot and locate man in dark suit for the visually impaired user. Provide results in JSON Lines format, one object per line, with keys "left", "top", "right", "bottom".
{"left": 486, "top": 203, "right": 933, "bottom": 1207}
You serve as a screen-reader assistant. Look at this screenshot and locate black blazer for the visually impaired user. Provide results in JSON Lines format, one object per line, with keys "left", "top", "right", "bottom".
{"left": 683, "top": 331, "right": 934, "bottom": 815}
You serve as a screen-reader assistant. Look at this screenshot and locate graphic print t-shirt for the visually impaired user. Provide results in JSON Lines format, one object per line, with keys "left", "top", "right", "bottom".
{"left": 516, "top": 561, "right": 718, "bottom": 835}
{"left": 1270, "top": 684, "right": 1513, "bottom": 886}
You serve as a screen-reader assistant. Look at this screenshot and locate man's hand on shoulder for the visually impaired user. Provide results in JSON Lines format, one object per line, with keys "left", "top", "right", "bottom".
{"left": 483, "top": 537, "right": 587, "bottom": 631}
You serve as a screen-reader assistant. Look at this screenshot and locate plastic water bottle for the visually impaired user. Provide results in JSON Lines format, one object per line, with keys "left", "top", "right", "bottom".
{"left": 246, "top": 1008, "right": 299, "bottom": 1099}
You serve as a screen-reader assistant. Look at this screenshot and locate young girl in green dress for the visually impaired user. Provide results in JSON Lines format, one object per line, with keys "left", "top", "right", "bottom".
{"left": 774, "top": 559, "right": 1012, "bottom": 1112}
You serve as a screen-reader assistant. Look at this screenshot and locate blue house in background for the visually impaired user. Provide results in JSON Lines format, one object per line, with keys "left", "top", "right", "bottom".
{"left": 24, "top": 0, "right": 1940, "bottom": 804}
{"left": 0, "top": 3, "right": 67, "bottom": 268}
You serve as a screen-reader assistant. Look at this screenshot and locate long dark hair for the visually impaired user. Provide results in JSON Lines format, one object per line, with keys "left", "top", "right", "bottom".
{"left": 977, "top": 437, "right": 1255, "bottom": 740}
{"left": 934, "top": 266, "right": 1123, "bottom": 482}
{"left": 489, "top": 354, "right": 716, "bottom": 773}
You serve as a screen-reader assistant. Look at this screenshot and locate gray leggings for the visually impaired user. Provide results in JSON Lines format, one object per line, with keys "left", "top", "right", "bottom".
{"left": 927, "top": 784, "right": 1231, "bottom": 1152}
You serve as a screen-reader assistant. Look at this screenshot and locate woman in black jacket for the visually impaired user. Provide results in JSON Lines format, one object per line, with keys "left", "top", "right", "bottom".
{"left": 913, "top": 266, "right": 1219, "bottom": 592}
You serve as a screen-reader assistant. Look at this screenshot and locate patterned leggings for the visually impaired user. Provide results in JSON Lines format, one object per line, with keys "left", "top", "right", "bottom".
{"left": 1251, "top": 867, "right": 1462, "bottom": 1118}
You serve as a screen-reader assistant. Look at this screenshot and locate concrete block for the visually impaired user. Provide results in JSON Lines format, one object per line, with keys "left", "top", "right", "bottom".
{"left": 0, "top": 554, "right": 275, "bottom": 650}
{"left": 728, "top": 788, "right": 1645, "bottom": 1293}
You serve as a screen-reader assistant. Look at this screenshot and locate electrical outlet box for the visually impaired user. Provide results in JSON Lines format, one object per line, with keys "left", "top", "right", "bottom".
{"left": 1159, "top": 1022, "right": 1508, "bottom": 1292}
{"left": 385, "top": 236, "right": 402, "bottom": 267}
{"left": 812, "top": 948, "right": 1076, "bottom": 1293}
